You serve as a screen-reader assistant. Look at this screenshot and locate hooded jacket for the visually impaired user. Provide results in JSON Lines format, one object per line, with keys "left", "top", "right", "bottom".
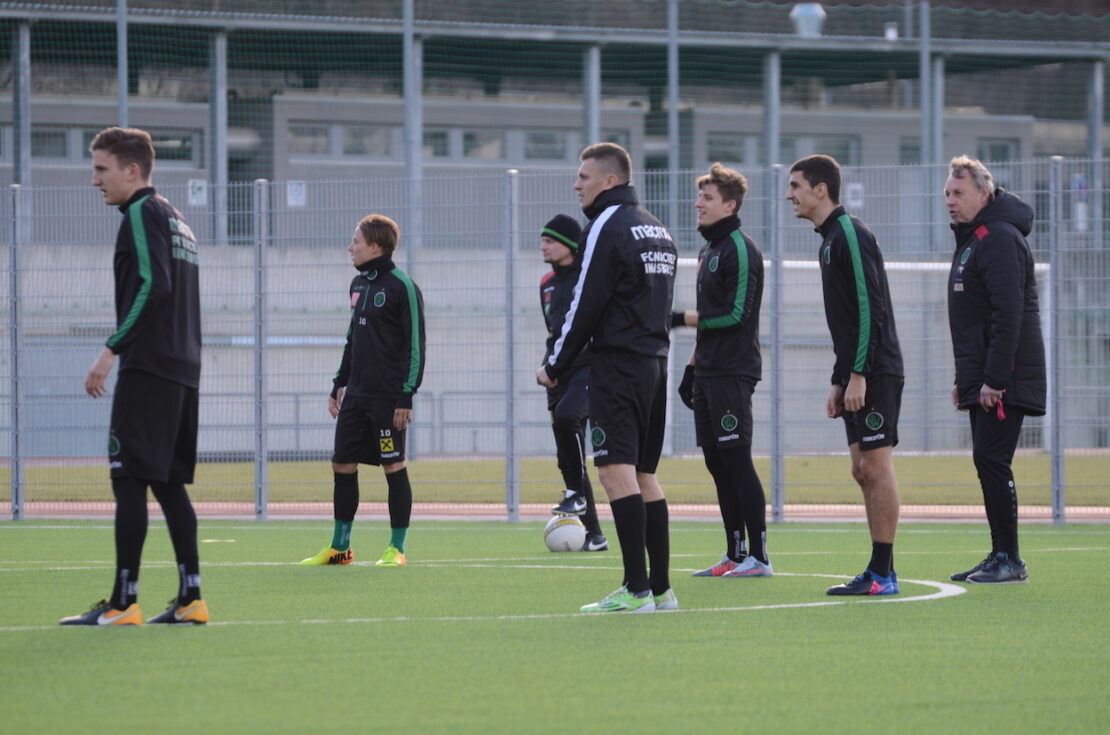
{"left": 107, "top": 186, "right": 201, "bottom": 388}
{"left": 693, "top": 214, "right": 763, "bottom": 381}
{"left": 333, "top": 253, "right": 426, "bottom": 410}
{"left": 545, "top": 184, "right": 676, "bottom": 379}
{"left": 540, "top": 259, "right": 590, "bottom": 376}
{"left": 947, "top": 189, "right": 1046, "bottom": 415}
{"left": 817, "top": 206, "right": 903, "bottom": 385}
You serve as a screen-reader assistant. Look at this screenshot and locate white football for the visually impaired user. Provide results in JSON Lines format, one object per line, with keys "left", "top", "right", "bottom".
{"left": 544, "top": 515, "right": 587, "bottom": 552}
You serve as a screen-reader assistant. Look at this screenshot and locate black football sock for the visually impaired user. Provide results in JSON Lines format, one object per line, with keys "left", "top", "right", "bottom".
{"left": 609, "top": 495, "right": 649, "bottom": 594}
{"left": 111, "top": 476, "right": 148, "bottom": 608}
{"left": 728, "top": 530, "right": 747, "bottom": 563}
{"left": 332, "top": 471, "right": 359, "bottom": 550}
{"left": 703, "top": 443, "right": 745, "bottom": 561}
{"left": 868, "top": 542, "right": 894, "bottom": 578}
{"left": 385, "top": 467, "right": 413, "bottom": 552}
{"left": 726, "top": 446, "right": 768, "bottom": 564}
{"left": 644, "top": 498, "right": 670, "bottom": 596}
{"left": 151, "top": 481, "right": 201, "bottom": 603}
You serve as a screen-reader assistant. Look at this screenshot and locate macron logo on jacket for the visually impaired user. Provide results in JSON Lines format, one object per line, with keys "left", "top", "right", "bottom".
{"left": 630, "top": 224, "right": 672, "bottom": 242}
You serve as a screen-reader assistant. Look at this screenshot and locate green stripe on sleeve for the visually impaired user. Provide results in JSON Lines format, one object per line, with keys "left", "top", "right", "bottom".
{"left": 838, "top": 214, "right": 871, "bottom": 373}
{"left": 107, "top": 195, "right": 153, "bottom": 349}
{"left": 392, "top": 268, "right": 423, "bottom": 394}
{"left": 699, "top": 230, "right": 749, "bottom": 331}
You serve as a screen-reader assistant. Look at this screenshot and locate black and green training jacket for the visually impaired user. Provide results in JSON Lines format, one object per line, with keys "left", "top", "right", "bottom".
{"left": 693, "top": 214, "right": 763, "bottom": 381}
{"left": 816, "top": 206, "right": 903, "bottom": 385}
{"left": 107, "top": 186, "right": 201, "bottom": 388}
{"left": 333, "top": 254, "right": 426, "bottom": 410}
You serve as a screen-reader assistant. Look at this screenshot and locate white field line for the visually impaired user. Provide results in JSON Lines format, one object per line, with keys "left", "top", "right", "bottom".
{"left": 2, "top": 546, "right": 1104, "bottom": 573}
{"left": 0, "top": 574, "right": 965, "bottom": 633}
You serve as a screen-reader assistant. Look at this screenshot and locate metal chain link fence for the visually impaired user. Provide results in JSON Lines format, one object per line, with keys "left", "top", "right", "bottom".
{"left": 3, "top": 159, "right": 1108, "bottom": 521}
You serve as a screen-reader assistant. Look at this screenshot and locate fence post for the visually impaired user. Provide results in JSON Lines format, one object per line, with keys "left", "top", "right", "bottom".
{"left": 8, "top": 185, "right": 24, "bottom": 520}
{"left": 1048, "top": 157, "right": 1066, "bottom": 525}
{"left": 766, "top": 165, "right": 785, "bottom": 523}
{"left": 504, "top": 169, "right": 520, "bottom": 522}
{"left": 253, "top": 179, "right": 270, "bottom": 521}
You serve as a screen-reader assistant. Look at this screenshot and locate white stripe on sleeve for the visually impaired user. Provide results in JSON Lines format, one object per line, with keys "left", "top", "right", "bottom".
{"left": 548, "top": 204, "right": 619, "bottom": 366}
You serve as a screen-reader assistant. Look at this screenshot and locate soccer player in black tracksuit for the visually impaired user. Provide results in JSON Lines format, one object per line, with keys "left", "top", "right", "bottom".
{"left": 539, "top": 214, "right": 609, "bottom": 551}
{"left": 672, "top": 163, "right": 771, "bottom": 579}
{"left": 62, "top": 127, "right": 208, "bottom": 626}
{"left": 300, "top": 214, "right": 426, "bottom": 568}
{"left": 944, "top": 156, "right": 1045, "bottom": 584}
{"left": 787, "top": 154, "right": 904, "bottom": 597}
{"left": 537, "top": 142, "right": 677, "bottom": 613}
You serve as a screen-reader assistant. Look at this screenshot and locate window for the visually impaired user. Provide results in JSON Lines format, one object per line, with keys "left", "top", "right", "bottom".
{"left": 782, "top": 135, "right": 859, "bottom": 166}
{"left": 83, "top": 129, "right": 201, "bottom": 166}
{"left": 706, "top": 133, "right": 747, "bottom": 164}
{"left": 603, "top": 129, "right": 630, "bottom": 150}
{"left": 463, "top": 130, "right": 503, "bottom": 159}
{"left": 31, "top": 128, "right": 68, "bottom": 158}
{"left": 288, "top": 124, "right": 330, "bottom": 155}
{"left": 149, "top": 129, "right": 200, "bottom": 162}
{"left": 813, "top": 135, "right": 861, "bottom": 166}
{"left": 777, "top": 137, "right": 797, "bottom": 166}
{"left": 343, "top": 125, "right": 391, "bottom": 157}
{"left": 899, "top": 137, "right": 920, "bottom": 165}
{"left": 977, "top": 138, "right": 1019, "bottom": 163}
{"left": 423, "top": 130, "right": 449, "bottom": 158}
{"left": 524, "top": 131, "right": 566, "bottom": 160}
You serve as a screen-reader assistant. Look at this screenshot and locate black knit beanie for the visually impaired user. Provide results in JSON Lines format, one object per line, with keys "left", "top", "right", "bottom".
{"left": 541, "top": 214, "right": 582, "bottom": 251}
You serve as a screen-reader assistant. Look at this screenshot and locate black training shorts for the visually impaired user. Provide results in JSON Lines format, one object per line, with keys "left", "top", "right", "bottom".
{"left": 842, "top": 374, "right": 903, "bottom": 450}
{"left": 332, "top": 394, "right": 405, "bottom": 466}
{"left": 693, "top": 374, "right": 756, "bottom": 450}
{"left": 109, "top": 369, "right": 198, "bottom": 483}
{"left": 587, "top": 352, "right": 666, "bottom": 472}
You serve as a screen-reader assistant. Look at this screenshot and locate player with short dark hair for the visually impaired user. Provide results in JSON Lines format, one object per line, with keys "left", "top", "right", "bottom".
{"left": 539, "top": 214, "right": 608, "bottom": 551}
{"left": 537, "top": 143, "right": 677, "bottom": 613}
{"left": 673, "top": 163, "right": 770, "bottom": 578}
{"left": 61, "top": 126, "right": 207, "bottom": 625}
{"left": 787, "top": 154, "right": 904, "bottom": 596}
{"left": 944, "top": 156, "right": 1044, "bottom": 584}
{"left": 300, "top": 213, "right": 426, "bottom": 568}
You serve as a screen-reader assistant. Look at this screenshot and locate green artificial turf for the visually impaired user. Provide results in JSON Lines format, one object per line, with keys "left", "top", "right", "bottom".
{"left": 1, "top": 520, "right": 1108, "bottom": 733}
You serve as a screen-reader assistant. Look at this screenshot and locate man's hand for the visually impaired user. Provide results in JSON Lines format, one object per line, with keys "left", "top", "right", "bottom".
{"left": 979, "top": 383, "right": 1004, "bottom": 412}
{"left": 678, "top": 364, "right": 695, "bottom": 410}
{"left": 536, "top": 365, "right": 557, "bottom": 388}
{"left": 85, "top": 347, "right": 116, "bottom": 398}
{"left": 951, "top": 384, "right": 959, "bottom": 408}
{"left": 328, "top": 387, "right": 345, "bottom": 419}
{"left": 393, "top": 408, "right": 412, "bottom": 431}
{"left": 826, "top": 384, "right": 845, "bottom": 419}
{"left": 844, "top": 372, "right": 867, "bottom": 413}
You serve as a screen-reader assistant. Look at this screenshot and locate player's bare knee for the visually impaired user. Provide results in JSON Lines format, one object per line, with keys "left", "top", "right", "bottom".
{"left": 853, "top": 457, "right": 876, "bottom": 486}
{"left": 332, "top": 462, "right": 358, "bottom": 474}
{"left": 383, "top": 461, "right": 406, "bottom": 475}
{"left": 850, "top": 460, "right": 868, "bottom": 486}
{"left": 857, "top": 453, "right": 894, "bottom": 488}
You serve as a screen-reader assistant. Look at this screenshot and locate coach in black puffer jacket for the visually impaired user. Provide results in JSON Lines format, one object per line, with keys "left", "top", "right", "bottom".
{"left": 947, "top": 187, "right": 1046, "bottom": 416}
{"left": 943, "top": 155, "right": 1045, "bottom": 585}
